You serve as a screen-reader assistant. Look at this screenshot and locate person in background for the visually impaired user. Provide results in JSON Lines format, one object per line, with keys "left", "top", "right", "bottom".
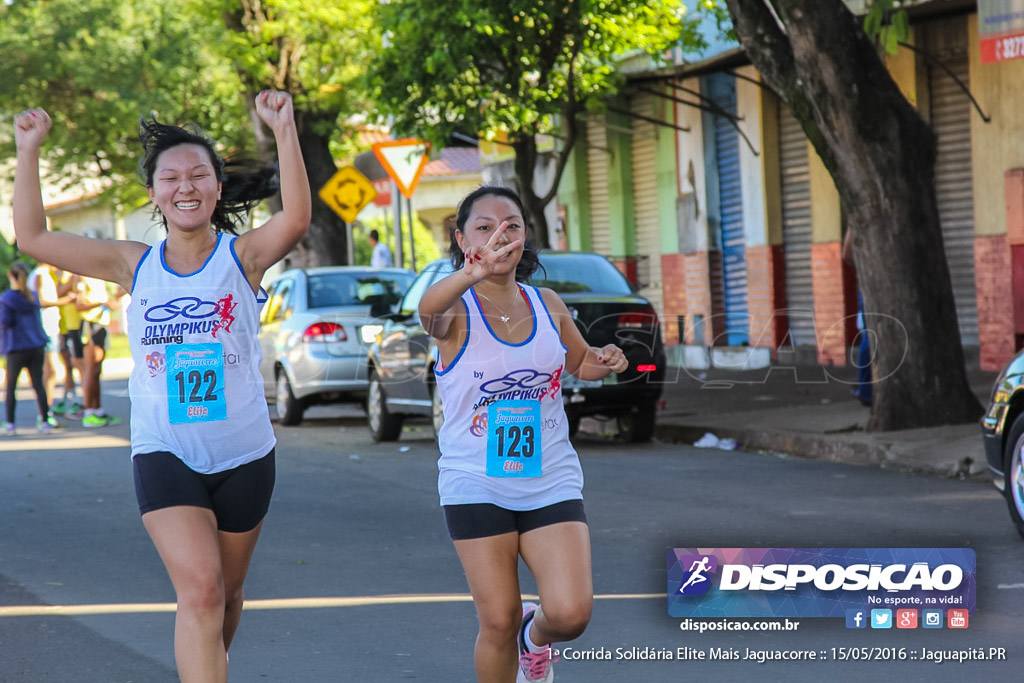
{"left": 369, "top": 228, "right": 394, "bottom": 268}
{"left": 28, "top": 261, "right": 70, "bottom": 424}
{"left": 842, "top": 229, "right": 872, "bottom": 407}
{"left": 1, "top": 262, "right": 55, "bottom": 434}
{"left": 75, "top": 275, "right": 121, "bottom": 427}
{"left": 54, "top": 269, "right": 84, "bottom": 418}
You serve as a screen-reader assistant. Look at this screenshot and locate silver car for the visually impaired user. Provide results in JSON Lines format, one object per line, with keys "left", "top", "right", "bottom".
{"left": 259, "top": 266, "right": 415, "bottom": 425}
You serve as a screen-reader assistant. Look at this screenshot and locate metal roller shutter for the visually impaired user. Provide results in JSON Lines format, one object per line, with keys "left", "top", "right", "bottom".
{"left": 778, "top": 102, "right": 815, "bottom": 347}
{"left": 708, "top": 73, "right": 748, "bottom": 346}
{"left": 586, "top": 119, "right": 612, "bottom": 257}
{"left": 630, "top": 93, "right": 664, "bottom": 320}
{"left": 928, "top": 35, "right": 977, "bottom": 346}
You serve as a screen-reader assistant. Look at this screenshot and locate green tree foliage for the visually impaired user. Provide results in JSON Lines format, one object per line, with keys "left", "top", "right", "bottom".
{"left": 0, "top": 237, "right": 23, "bottom": 290}
{"left": 372, "top": 0, "right": 705, "bottom": 248}
{"left": 189, "top": 0, "right": 382, "bottom": 266}
{"left": 862, "top": 0, "right": 910, "bottom": 55}
{"left": 1, "top": 0, "right": 381, "bottom": 267}
{"left": 0, "top": 0, "right": 246, "bottom": 210}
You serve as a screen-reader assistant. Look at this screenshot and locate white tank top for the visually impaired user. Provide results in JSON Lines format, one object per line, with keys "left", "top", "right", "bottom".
{"left": 435, "top": 284, "right": 583, "bottom": 509}
{"left": 126, "top": 233, "right": 275, "bottom": 473}
{"left": 29, "top": 266, "right": 60, "bottom": 338}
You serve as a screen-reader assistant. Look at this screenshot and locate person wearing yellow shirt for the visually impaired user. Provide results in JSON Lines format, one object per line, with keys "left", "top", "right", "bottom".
{"left": 54, "top": 269, "right": 84, "bottom": 417}
{"left": 76, "top": 276, "right": 121, "bottom": 428}
{"left": 28, "top": 262, "right": 73, "bottom": 423}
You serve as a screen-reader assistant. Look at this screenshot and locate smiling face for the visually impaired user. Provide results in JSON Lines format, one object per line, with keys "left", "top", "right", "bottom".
{"left": 456, "top": 194, "right": 526, "bottom": 272}
{"left": 147, "top": 144, "right": 222, "bottom": 233}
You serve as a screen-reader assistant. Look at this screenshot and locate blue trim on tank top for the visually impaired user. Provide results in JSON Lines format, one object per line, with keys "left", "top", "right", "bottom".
{"left": 531, "top": 285, "right": 569, "bottom": 351}
{"left": 159, "top": 232, "right": 222, "bottom": 277}
{"left": 434, "top": 298, "right": 470, "bottom": 376}
{"left": 228, "top": 236, "right": 262, "bottom": 300}
{"left": 130, "top": 246, "right": 153, "bottom": 295}
{"left": 471, "top": 284, "right": 536, "bottom": 347}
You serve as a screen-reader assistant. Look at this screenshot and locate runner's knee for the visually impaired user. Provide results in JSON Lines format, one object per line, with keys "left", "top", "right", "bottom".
{"left": 537, "top": 599, "right": 591, "bottom": 640}
{"left": 176, "top": 572, "right": 226, "bottom": 614}
{"left": 477, "top": 600, "right": 523, "bottom": 642}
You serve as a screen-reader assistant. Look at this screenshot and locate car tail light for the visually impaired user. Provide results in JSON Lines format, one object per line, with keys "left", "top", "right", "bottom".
{"left": 637, "top": 364, "right": 657, "bottom": 372}
{"left": 303, "top": 322, "right": 347, "bottom": 343}
{"left": 618, "top": 311, "right": 658, "bottom": 329}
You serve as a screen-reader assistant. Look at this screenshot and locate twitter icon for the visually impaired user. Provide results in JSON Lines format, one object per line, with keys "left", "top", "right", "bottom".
{"left": 870, "top": 609, "right": 892, "bottom": 629}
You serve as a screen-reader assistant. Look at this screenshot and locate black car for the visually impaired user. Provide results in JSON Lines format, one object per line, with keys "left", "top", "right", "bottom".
{"left": 980, "top": 350, "right": 1024, "bottom": 538}
{"left": 365, "top": 251, "right": 666, "bottom": 443}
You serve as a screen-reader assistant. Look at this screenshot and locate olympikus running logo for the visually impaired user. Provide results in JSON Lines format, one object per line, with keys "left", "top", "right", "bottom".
{"left": 472, "top": 367, "right": 564, "bottom": 410}
{"left": 144, "top": 296, "right": 221, "bottom": 322}
{"left": 141, "top": 294, "right": 236, "bottom": 345}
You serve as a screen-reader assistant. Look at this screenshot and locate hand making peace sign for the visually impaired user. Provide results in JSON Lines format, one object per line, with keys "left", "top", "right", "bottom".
{"left": 461, "top": 220, "right": 524, "bottom": 281}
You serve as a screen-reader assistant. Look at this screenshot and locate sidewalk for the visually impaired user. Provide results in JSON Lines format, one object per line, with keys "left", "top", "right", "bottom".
{"left": 648, "top": 363, "right": 998, "bottom": 481}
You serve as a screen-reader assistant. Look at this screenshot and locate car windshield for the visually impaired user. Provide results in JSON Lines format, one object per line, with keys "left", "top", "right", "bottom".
{"left": 306, "top": 271, "right": 414, "bottom": 309}
{"left": 530, "top": 254, "right": 633, "bottom": 295}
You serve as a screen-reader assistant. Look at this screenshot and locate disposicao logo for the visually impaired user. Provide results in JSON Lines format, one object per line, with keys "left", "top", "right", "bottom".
{"left": 667, "top": 548, "right": 976, "bottom": 619}
{"left": 675, "top": 555, "right": 718, "bottom": 596}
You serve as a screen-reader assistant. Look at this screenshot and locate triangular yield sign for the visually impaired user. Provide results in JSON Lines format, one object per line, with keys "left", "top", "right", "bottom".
{"left": 372, "top": 139, "right": 431, "bottom": 199}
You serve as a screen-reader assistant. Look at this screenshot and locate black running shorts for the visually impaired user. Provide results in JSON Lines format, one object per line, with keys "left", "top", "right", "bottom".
{"left": 443, "top": 499, "right": 587, "bottom": 541}
{"left": 133, "top": 449, "right": 276, "bottom": 533}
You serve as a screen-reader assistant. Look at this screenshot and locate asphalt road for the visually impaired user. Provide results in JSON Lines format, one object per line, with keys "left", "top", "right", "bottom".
{"left": 1, "top": 380, "right": 1021, "bottom": 682}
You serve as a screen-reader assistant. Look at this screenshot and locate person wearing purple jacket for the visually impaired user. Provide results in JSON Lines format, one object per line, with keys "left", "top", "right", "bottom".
{"left": 1, "top": 261, "right": 53, "bottom": 434}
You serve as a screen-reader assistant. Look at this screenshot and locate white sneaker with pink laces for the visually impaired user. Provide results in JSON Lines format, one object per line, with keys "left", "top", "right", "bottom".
{"left": 518, "top": 602, "right": 558, "bottom": 683}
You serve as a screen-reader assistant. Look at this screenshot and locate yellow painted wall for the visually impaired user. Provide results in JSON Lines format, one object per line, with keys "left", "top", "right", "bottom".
{"left": 885, "top": 30, "right": 918, "bottom": 107}
{"left": 968, "top": 13, "right": 1024, "bottom": 237}
{"left": 758, "top": 80, "right": 783, "bottom": 246}
{"left": 808, "top": 144, "right": 841, "bottom": 243}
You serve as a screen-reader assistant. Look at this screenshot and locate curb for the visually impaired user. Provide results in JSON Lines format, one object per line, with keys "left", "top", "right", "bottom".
{"left": 654, "top": 423, "right": 990, "bottom": 482}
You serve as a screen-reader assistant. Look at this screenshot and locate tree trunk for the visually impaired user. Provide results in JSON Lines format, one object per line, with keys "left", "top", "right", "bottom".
{"left": 293, "top": 110, "right": 348, "bottom": 267}
{"left": 724, "top": 0, "right": 981, "bottom": 430}
{"left": 512, "top": 136, "right": 551, "bottom": 249}
{"left": 244, "top": 98, "right": 348, "bottom": 268}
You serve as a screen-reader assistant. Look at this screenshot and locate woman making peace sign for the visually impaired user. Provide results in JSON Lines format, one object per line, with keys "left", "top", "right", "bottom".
{"left": 420, "top": 186, "right": 629, "bottom": 683}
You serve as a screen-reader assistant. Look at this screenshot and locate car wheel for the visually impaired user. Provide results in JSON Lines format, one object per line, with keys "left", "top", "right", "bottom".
{"left": 367, "top": 372, "right": 403, "bottom": 442}
{"left": 430, "top": 382, "right": 445, "bottom": 437}
{"left": 1002, "top": 412, "right": 1024, "bottom": 538}
{"left": 617, "top": 402, "right": 656, "bottom": 443}
{"left": 275, "top": 370, "right": 303, "bottom": 426}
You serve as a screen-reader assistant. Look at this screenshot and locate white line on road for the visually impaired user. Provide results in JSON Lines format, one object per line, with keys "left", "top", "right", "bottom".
{"left": 0, "top": 433, "right": 131, "bottom": 452}
{"left": 997, "top": 583, "right": 1024, "bottom": 589}
{"left": 0, "top": 593, "right": 665, "bottom": 618}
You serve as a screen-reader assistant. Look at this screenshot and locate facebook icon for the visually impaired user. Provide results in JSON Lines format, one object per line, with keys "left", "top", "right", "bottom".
{"left": 845, "top": 609, "right": 867, "bottom": 629}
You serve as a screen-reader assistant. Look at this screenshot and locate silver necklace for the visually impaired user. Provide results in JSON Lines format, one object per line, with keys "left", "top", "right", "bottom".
{"left": 477, "top": 286, "right": 519, "bottom": 325}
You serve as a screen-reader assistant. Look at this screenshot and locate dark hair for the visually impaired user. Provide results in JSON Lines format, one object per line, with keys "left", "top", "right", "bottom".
{"left": 138, "top": 116, "right": 279, "bottom": 235}
{"left": 369, "top": 229, "right": 380, "bottom": 241}
{"left": 449, "top": 186, "right": 541, "bottom": 282}
{"left": 7, "top": 261, "right": 33, "bottom": 302}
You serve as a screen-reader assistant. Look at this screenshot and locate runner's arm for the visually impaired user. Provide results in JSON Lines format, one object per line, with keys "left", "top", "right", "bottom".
{"left": 13, "top": 110, "right": 149, "bottom": 291}
{"left": 539, "top": 288, "right": 627, "bottom": 380}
